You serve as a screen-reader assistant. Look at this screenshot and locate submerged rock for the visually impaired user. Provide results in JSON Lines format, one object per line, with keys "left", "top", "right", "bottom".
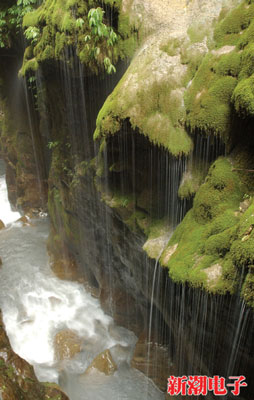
{"left": 54, "top": 329, "right": 83, "bottom": 361}
{"left": 131, "top": 332, "right": 172, "bottom": 391}
{"left": 85, "top": 349, "right": 117, "bottom": 376}
{"left": 16, "top": 215, "right": 32, "bottom": 226}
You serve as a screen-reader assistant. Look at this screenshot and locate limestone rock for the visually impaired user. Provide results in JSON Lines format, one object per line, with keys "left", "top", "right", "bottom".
{"left": 54, "top": 329, "right": 83, "bottom": 361}
{"left": 0, "top": 220, "right": 5, "bottom": 230}
{"left": 16, "top": 216, "right": 31, "bottom": 226}
{"left": 161, "top": 243, "right": 178, "bottom": 265}
{"left": 85, "top": 349, "right": 117, "bottom": 376}
{"left": 204, "top": 264, "right": 222, "bottom": 287}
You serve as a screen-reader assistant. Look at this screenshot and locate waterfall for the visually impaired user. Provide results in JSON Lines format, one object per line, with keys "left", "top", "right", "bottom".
{"left": 0, "top": 161, "right": 164, "bottom": 400}
{"left": 0, "top": 160, "right": 21, "bottom": 224}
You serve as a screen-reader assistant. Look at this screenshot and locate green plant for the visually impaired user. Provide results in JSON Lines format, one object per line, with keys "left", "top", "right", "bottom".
{"left": 48, "top": 141, "right": 59, "bottom": 149}
{"left": 86, "top": 7, "right": 118, "bottom": 74}
{"left": 24, "top": 25, "right": 39, "bottom": 43}
{"left": 0, "top": 0, "right": 37, "bottom": 48}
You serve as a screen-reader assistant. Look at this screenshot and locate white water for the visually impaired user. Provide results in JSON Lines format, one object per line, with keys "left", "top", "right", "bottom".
{"left": 0, "top": 160, "right": 163, "bottom": 400}
{"left": 0, "top": 159, "right": 21, "bottom": 224}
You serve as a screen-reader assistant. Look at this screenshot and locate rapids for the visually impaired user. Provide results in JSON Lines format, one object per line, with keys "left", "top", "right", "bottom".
{"left": 0, "top": 160, "right": 163, "bottom": 400}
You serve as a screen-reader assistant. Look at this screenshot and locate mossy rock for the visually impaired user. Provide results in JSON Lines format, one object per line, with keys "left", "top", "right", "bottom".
{"left": 161, "top": 157, "right": 246, "bottom": 295}
{"left": 241, "top": 270, "right": 254, "bottom": 307}
{"left": 193, "top": 158, "right": 243, "bottom": 224}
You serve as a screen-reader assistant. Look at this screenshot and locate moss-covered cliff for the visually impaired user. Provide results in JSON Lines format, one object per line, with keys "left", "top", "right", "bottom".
{"left": 0, "top": 0, "right": 254, "bottom": 397}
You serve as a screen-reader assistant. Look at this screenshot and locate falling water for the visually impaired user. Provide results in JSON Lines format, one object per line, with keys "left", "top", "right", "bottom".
{"left": 0, "top": 160, "right": 21, "bottom": 224}
{"left": 0, "top": 160, "right": 163, "bottom": 400}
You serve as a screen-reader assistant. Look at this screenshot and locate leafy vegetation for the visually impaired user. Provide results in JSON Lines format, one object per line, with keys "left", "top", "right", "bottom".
{"left": 0, "top": 0, "right": 37, "bottom": 48}
{"left": 19, "top": 0, "right": 135, "bottom": 76}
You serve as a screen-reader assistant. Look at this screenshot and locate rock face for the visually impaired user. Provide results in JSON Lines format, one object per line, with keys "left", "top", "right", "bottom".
{"left": 54, "top": 330, "right": 83, "bottom": 361}
{"left": 85, "top": 349, "right": 117, "bottom": 376}
{"left": 0, "top": 56, "right": 48, "bottom": 213}
{"left": 0, "top": 311, "right": 69, "bottom": 400}
{"left": 50, "top": 257, "right": 82, "bottom": 282}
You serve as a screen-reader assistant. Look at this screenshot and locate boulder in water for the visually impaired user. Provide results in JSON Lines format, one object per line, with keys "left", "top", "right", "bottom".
{"left": 54, "top": 329, "right": 83, "bottom": 361}
{"left": 0, "top": 220, "right": 5, "bottom": 230}
{"left": 85, "top": 349, "right": 117, "bottom": 376}
{"left": 16, "top": 216, "right": 32, "bottom": 226}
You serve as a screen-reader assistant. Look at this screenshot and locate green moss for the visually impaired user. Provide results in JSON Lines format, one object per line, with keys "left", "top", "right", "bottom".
{"left": 241, "top": 270, "right": 254, "bottom": 307}
{"left": 160, "top": 157, "right": 247, "bottom": 294}
{"left": 185, "top": 54, "right": 237, "bottom": 139}
{"left": 160, "top": 37, "right": 182, "bottom": 57}
{"left": 214, "top": 1, "right": 254, "bottom": 48}
{"left": 94, "top": 69, "right": 192, "bottom": 155}
{"left": 19, "top": 58, "right": 39, "bottom": 76}
{"left": 184, "top": 0, "right": 254, "bottom": 140}
{"left": 178, "top": 167, "right": 205, "bottom": 199}
{"left": 215, "top": 51, "right": 242, "bottom": 77}
{"left": 232, "top": 74, "right": 254, "bottom": 117}
{"left": 193, "top": 158, "right": 243, "bottom": 223}
{"left": 187, "top": 23, "right": 210, "bottom": 44}
{"left": 205, "top": 226, "right": 235, "bottom": 257}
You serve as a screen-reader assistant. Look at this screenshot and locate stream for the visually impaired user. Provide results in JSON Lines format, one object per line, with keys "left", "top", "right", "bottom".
{"left": 0, "top": 159, "right": 163, "bottom": 400}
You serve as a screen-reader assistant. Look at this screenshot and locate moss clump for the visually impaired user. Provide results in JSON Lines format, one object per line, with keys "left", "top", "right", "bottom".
{"left": 232, "top": 74, "right": 254, "bottom": 117}
{"left": 185, "top": 0, "right": 254, "bottom": 140}
{"left": 214, "top": 1, "right": 254, "bottom": 47}
{"left": 178, "top": 167, "right": 204, "bottom": 199}
{"left": 193, "top": 158, "right": 242, "bottom": 223}
{"left": 19, "top": 57, "right": 39, "bottom": 76}
{"left": 161, "top": 157, "right": 246, "bottom": 295}
{"left": 241, "top": 270, "right": 254, "bottom": 307}
{"left": 185, "top": 53, "right": 237, "bottom": 139}
{"left": 185, "top": 0, "right": 254, "bottom": 139}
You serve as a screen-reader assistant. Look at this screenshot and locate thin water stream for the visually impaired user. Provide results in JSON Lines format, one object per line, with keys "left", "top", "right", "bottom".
{"left": 0, "top": 160, "right": 163, "bottom": 400}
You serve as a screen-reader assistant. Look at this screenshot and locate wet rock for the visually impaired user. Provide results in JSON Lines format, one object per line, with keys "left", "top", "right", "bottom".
{"left": 51, "top": 257, "right": 81, "bottom": 282}
{"left": 239, "top": 198, "right": 251, "bottom": 213}
{"left": 16, "top": 216, "right": 31, "bottom": 226}
{"left": 100, "top": 286, "right": 143, "bottom": 334}
{"left": 131, "top": 332, "right": 172, "bottom": 391}
{"left": 0, "top": 257, "right": 2, "bottom": 268}
{"left": 0, "top": 310, "right": 69, "bottom": 399}
{"left": 43, "top": 383, "right": 69, "bottom": 400}
{"left": 0, "top": 220, "right": 5, "bottom": 230}
{"left": 85, "top": 349, "right": 117, "bottom": 376}
{"left": 204, "top": 264, "right": 222, "bottom": 288}
{"left": 161, "top": 243, "right": 178, "bottom": 264}
{"left": 54, "top": 329, "right": 83, "bottom": 361}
